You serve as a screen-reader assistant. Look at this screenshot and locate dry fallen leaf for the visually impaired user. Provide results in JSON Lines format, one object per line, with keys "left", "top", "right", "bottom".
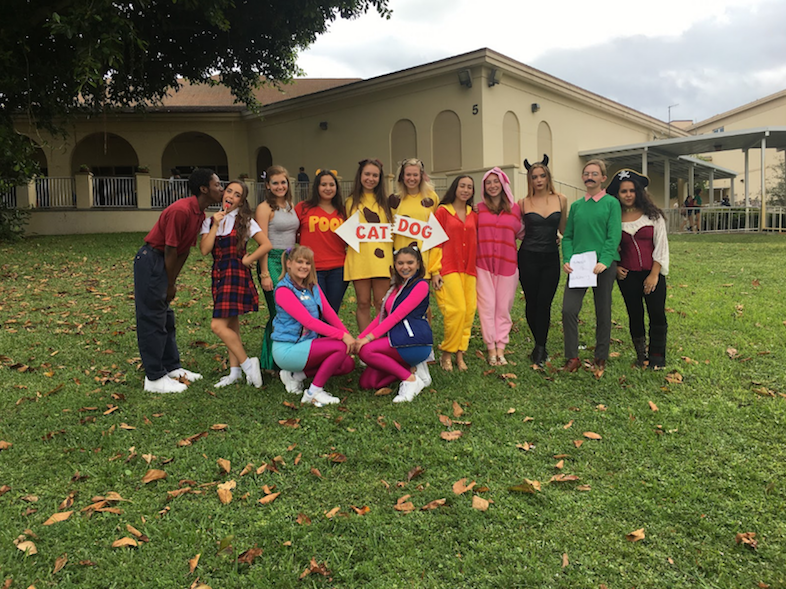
{"left": 554, "top": 460, "right": 564, "bottom": 470}
{"left": 407, "top": 466, "right": 425, "bottom": 481}
{"left": 43, "top": 511, "right": 73, "bottom": 525}
{"left": 15, "top": 540, "right": 38, "bottom": 555}
{"left": 438, "top": 414, "right": 453, "bottom": 428}
{"left": 310, "top": 467, "right": 322, "bottom": 479}
{"left": 394, "top": 495, "right": 415, "bottom": 512}
{"left": 472, "top": 496, "right": 489, "bottom": 511}
{"left": 327, "top": 452, "right": 347, "bottom": 463}
{"left": 299, "top": 557, "right": 331, "bottom": 580}
{"left": 573, "top": 440, "right": 584, "bottom": 448}
{"left": 237, "top": 545, "right": 263, "bottom": 565}
{"left": 126, "top": 524, "right": 149, "bottom": 543}
{"left": 324, "top": 506, "right": 340, "bottom": 518}
{"left": 210, "top": 424, "right": 228, "bottom": 431}
{"left": 523, "top": 416, "right": 534, "bottom": 423}
{"left": 258, "top": 492, "right": 280, "bottom": 505}
{"left": 665, "top": 371, "right": 683, "bottom": 384}
{"left": 351, "top": 505, "right": 371, "bottom": 515}
{"left": 421, "top": 498, "right": 446, "bottom": 511}
{"left": 452, "top": 478, "right": 476, "bottom": 495}
{"left": 296, "top": 513, "right": 311, "bottom": 525}
{"left": 506, "top": 408, "right": 516, "bottom": 414}
{"left": 626, "top": 528, "right": 646, "bottom": 542}
{"left": 736, "top": 532, "right": 758, "bottom": 549}
{"left": 562, "top": 553, "right": 569, "bottom": 568}
{"left": 239, "top": 463, "right": 253, "bottom": 477}
{"left": 452, "top": 401, "right": 464, "bottom": 417}
{"left": 649, "top": 401, "right": 659, "bottom": 412}
{"left": 576, "top": 485, "right": 592, "bottom": 492}
{"left": 509, "top": 479, "right": 541, "bottom": 493}
{"left": 217, "top": 458, "right": 231, "bottom": 474}
{"left": 374, "top": 387, "right": 393, "bottom": 396}
{"left": 583, "top": 432, "right": 602, "bottom": 440}
{"left": 217, "top": 480, "right": 236, "bottom": 505}
{"left": 440, "top": 430, "right": 463, "bottom": 441}
{"left": 112, "top": 537, "right": 139, "bottom": 548}
{"left": 549, "top": 474, "right": 580, "bottom": 483}
{"left": 141, "top": 469, "right": 167, "bottom": 484}
{"left": 188, "top": 553, "right": 200, "bottom": 574}
{"left": 563, "top": 420, "right": 574, "bottom": 430}
{"left": 53, "top": 552, "right": 68, "bottom": 573}
{"left": 516, "top": 442, "right": 532, "bottom": 451}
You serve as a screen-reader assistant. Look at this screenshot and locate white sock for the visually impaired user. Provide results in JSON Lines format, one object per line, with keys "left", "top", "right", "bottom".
{"left": 229, "top": 367, "right": 242, "bottom": 378}
{"left": 307, "top": 384, "right": 323, "bottom": 396}
{"left": 240, "top": 357, "right": 254, "bottom": 372}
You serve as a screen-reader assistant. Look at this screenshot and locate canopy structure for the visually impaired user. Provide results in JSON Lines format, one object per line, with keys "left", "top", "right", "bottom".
{"left": 580, "top": 127, "right": 786, "bottom": 211}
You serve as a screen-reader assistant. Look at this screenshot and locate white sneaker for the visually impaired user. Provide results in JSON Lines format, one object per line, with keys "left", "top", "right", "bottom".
{"left": 301, "top": 389, "right": 340, "bottom": 407}
{"left": 168, "top": 368, "right": 203, "bottom": 382}
{"left": 145, "top": 375, "right": 187, "bottom": 394}
{"left": 414, "top": 361, "right": 432, "bottom": 387}
{"left": 214, "top": 373, "right": 241, "bottom": 388}
{"left": 243, "top": 358, "right": 263, "bottom": 388}
{"left": 280, "top": 370, "right": 306, "bottom": 394}
{"left": 393, "top": 376, "right": 425, "bottom": 403}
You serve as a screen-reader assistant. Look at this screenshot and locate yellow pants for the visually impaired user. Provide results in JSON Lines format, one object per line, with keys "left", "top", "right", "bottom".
{"left": 435, "top": 272, "right": 477, "bottom": 353}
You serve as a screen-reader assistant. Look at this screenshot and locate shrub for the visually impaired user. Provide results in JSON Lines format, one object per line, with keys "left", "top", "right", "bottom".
{"left": 0, "top": 202, "right": 30, "bottom": 241}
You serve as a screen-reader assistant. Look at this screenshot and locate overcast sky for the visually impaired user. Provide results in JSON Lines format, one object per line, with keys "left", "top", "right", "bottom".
{"left": 298, "top": 0, "right": 786, "bottom": 123}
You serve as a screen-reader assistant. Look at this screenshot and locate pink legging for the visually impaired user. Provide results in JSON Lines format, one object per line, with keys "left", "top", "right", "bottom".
{"left": 304, "top": 339, "right": 355, "bottom": 388}
{"left": 358, "top": 338, "right": 412, "bottom": 390}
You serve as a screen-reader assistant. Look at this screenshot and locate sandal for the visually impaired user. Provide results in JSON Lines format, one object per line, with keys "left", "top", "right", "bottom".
{"left": 488, "top": 354, "right": 499, "bottom": 366}
{"left": 497, "top": 355, "right": 508, "bottom": 366}
{"left": 440, "top": 354, "right": 453, "bottom": 371}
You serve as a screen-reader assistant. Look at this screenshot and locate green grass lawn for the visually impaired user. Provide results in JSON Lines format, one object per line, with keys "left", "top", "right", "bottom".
{"left": 1, "top": 232, "right": 785, "bottom": 588}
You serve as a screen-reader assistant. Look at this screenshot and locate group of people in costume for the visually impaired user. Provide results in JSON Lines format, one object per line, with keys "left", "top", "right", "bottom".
{"left": 133, "top": 156, "right": 669, "bottom": 403}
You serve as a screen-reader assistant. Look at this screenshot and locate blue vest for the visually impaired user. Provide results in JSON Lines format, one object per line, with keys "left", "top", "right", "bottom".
{"left": 271, "top": 274, "right": 323, "bottom": 343}
{"left": 384, "top": 278, "right": 432, "bottom": 348}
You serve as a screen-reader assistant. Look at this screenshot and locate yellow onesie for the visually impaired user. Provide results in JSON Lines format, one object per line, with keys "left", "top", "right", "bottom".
{"left": 389, "top": 190, "right": 439, "bottom": 278}
{"left": 344, "top": 193, "right": 394, "bottom": 281}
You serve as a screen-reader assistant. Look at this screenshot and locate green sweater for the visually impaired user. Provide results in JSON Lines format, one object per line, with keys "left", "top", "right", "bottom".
{"left": 562, "top": 193, "right": 622, "bottom": 268}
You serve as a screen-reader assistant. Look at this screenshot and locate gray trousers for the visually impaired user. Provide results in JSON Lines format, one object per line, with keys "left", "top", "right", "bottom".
{"left": 562, "top": 262, "right": 616, "bottom": 360}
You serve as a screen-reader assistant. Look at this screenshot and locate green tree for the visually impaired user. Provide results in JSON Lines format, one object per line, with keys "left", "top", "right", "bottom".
{"left": 0, "top": 0, "right": 390, "bottom": 187}
{"left": 768, "top": 155, "right": 786, "bottom": 206}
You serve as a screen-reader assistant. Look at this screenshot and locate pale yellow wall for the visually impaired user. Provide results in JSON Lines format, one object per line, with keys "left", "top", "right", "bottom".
{"left": 692, "top": 95, "right": 786, "bottom": 203}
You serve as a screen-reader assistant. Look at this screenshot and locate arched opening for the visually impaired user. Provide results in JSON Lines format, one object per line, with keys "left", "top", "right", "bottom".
{"left": 72, "top": 133, "right": 139, "bottom": 207}
{"left": 432, "top": 110, "right": 462, "bottom": 173}
{"left": 391, "top": 119, "right": 417, "bottom": 172}
{"left": 537, "top": 121, "right": 553, "bottom": 175}
{"left": 162, "top": 132, "right": 229, "bottom": 180}
{"left": 71, "top": 132, "right": 138, "bottom": 176}
{"left": 256, "top": 146, "right": 273, "bottom": 181}
{"left": 502, "top": 111, "right": 520, "bottom": 167}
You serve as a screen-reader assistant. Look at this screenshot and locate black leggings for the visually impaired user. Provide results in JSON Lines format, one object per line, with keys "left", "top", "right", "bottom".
{"left": 616, "top": 271, "right": 667, "bottom": 339}
{"left": 517, "top": 248, "right": 560, "bottom": 346}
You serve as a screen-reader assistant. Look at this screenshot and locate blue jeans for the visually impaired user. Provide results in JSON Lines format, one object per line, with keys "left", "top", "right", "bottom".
{"left": 317, "top": 267, "right": 348, "bottom": 314}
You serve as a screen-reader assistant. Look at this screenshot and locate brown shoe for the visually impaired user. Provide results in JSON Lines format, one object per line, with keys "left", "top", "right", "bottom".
{"left": 562, "top": 358, "right": 581, "bottom": 372}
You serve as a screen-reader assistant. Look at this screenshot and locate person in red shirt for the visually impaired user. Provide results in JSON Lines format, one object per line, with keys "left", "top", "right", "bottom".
{"left": 134, "top": 168, "right": 224, "bottom": 393}
{"left": 295, "top": 169, "right": 348, "bottom": 313}
{"left": 429, "top": 175, "right": 477, "bottom": 372}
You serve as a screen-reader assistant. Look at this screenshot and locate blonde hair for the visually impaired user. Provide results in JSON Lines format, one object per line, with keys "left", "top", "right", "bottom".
{"left": 265, "top": 165, "right": 293, "bottom": 211}
{"left": 395, "top": 158, "right": 435, "bottom": 197}
{"left": 583, "top": 159, "right": 607, "bottom": 177}
{"left": 525, "top": 164, "right": 557, "bottom": 199}
{"left": 279, "top": 245, "right": 318, "bottom": 289}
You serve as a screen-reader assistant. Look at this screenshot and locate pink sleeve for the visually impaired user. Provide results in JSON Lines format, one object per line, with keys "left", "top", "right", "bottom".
{"left": 317, "top": 286, "right": 349, "bottom": 333}
{"left": 359, "top": 315, "right": 381, "bottom": 340}
{"left": 275, "top": 288, "right": 346, "bottom": 340}
{"left": 367, "top": 282, "right": 429, "bottom": 340}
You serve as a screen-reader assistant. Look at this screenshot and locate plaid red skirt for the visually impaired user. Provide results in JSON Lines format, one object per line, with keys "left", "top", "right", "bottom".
{"left": 211, "top": 230, "right": 259, "bottom": 318}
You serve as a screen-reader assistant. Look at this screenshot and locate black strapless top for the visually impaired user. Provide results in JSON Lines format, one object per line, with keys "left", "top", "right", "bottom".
{"left": 521, "top": 211, "right": 561, "bottom": 253}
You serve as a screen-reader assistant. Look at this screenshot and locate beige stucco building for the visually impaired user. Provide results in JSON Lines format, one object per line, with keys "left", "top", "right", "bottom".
{"left": 10, "top": 48, "right": 751, "bottom": 235}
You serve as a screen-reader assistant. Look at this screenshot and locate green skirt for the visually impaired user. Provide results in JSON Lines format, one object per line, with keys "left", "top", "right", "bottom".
{"left": 260, "top": 249, "right": 285, "bottom": 371}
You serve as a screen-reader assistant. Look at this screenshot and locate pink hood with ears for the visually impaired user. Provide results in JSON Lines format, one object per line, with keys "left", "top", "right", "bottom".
{"left": 482, "top": 167, "right": 515, "bottom": 204}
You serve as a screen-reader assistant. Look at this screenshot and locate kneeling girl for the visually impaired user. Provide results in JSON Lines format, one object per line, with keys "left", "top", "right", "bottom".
{"left": 354, "top": 247, "right": 433, "bottom": 403}
{"left": 271, "top": 246, "right": 356, "bottom": 407}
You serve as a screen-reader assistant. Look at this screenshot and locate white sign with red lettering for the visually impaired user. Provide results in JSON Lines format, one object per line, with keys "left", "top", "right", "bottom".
{"left": 334, "top": 211, "right": 393, "bottom": 253}
{"left": 392, "top": 213, "right": 448, "bottom": 252}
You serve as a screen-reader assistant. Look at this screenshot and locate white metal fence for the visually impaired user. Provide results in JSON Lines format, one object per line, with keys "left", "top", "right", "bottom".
{"left": 662, "top": 206, "right": 786, "bottom": 233}
{"left": 1, "top": 185, "right": 15, "bottom": 208}
{"left": 93, "top": 177, "right": 137, "bottom": 207}
{"left": 35, "top": 177, "right": 76, "bottom": 208}
{"left": 151, "top": 178, "right": 190, "bottom": 209}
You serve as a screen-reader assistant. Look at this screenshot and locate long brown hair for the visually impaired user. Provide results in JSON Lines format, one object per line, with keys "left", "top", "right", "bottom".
{"left": 526, "top": 163, "right": 557, "bottom": 199}
{"left": 226, "top": 180, "right": 252, "bottom": 253}
{"left": 303, "top": 169, "right": 345, "bottom": 218}
{"left": 348, "top": 158, "right": 391, "bottom": 221}
{"left": 440, "top": 175, "right": 474, "bottom": 207}
{"left": 265, "top": 165, "right": 293, "bottom": 211}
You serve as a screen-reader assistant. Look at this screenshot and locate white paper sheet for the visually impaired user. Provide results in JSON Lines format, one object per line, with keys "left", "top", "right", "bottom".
{"left": 568, "top": 251, "right": 598, "bottom": 288}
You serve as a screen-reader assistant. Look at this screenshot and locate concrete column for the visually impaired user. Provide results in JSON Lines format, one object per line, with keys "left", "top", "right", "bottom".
{"left": 15, "top": 182, "right": 37, "bottom": 208}
{"left": 663, "top": 158, "right": 671, "bottom": 209}
{"left": 641, "top": 148, "right": 648, "bottom": 177}
{"left": 708, "top": 171, "right": 714, "bottom": 205}
{"left": 75, "top": 172, "right": 94, "bottom": 209}
{"left": 136, "top": 172, "right": 151, "bottom": 209}
{"left": 760, "top": 136, "right": 767, "bottom": 231}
